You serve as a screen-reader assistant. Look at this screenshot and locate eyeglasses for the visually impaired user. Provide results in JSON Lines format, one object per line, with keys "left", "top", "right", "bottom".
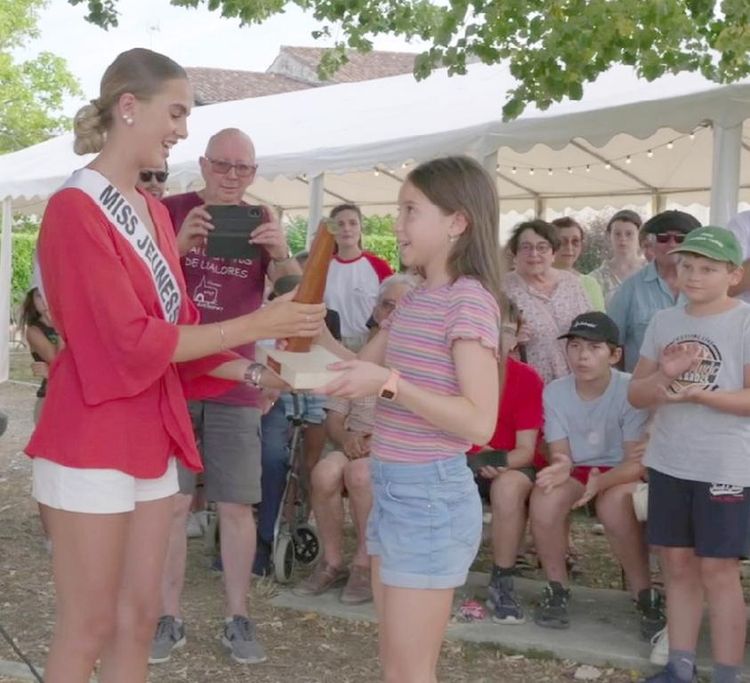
{"left": 654, "top": 232, "right": 686, "bottom": 244}
{"left": 139, "top": 170, "right": 168, "bottom": 183}
{"left": 204, "top": 157, "right": 258, "bottom": 177}
{"left": 517, "top": 242, "right": 552, "bottom": 255}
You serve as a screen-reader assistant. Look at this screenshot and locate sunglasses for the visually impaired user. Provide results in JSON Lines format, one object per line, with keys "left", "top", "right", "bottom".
{"left": 654, "top": 232, "right": 686, "bottom": 244}
{"left": 205, "top": 157, "right": 258, "bottom": 178}
{"left": 139, "top": 170, "right": 168, "bottom": 183}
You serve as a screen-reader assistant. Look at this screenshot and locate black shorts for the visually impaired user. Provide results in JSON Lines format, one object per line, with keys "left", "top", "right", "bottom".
{"left": 647, "top": 467, "right": 750, "bottom": 559}
{"left": 474, "top": 468, "right": 536, "bottom": 504}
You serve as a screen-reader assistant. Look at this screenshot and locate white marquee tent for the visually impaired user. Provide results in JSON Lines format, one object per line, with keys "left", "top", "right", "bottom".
{"left": 2, "top": 61, "right": 750, "bottom": 380}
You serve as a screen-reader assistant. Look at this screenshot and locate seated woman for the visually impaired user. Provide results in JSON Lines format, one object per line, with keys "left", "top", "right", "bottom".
{"left": 468, "top": 302, "right": 545, "bottom": 624}
{"left": 294, "top": 274, "right": 415, "bottom": 603}
{"left": 503, "top": 220, "right": 590, "bottom": 383}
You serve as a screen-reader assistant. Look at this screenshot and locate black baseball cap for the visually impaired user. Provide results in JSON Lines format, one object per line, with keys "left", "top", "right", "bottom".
{"left": 641, "top": 210, "right": 700, "bottom": 235}
{"left": 558, "top": 311, "right": 620, "bottom": 346}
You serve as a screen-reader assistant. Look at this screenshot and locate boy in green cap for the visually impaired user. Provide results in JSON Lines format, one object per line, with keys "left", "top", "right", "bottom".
{"left": 629, "top": 227, "right": 750, "bottom": 683}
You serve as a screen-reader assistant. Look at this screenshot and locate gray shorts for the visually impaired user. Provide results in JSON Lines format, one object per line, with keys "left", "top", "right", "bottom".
{"left": 178, "top": 401, "right": 262, "bottom": 505}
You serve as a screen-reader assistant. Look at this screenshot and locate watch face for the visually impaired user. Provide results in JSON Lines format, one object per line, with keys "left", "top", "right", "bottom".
{"left": 380, "top": 389, "right": 395, "bottom": 400}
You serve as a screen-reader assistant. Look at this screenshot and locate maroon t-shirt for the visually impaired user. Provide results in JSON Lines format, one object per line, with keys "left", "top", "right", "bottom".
{"left": 163, "top": 192, "right": 270, "bottom": 407}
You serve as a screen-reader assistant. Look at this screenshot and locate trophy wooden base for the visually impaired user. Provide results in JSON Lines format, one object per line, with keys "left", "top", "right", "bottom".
{"left": 256, "top": 344, "right": 344, "bottom": 390}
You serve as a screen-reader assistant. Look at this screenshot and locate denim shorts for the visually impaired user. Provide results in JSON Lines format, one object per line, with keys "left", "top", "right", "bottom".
{"left": 281, "top": 393, "right": 327, "bottom": 425}
{"left": 367, "top": 454, "right": 482, "bottom": 589}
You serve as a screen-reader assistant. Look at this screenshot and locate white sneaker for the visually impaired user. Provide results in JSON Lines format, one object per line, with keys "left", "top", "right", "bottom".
{"left": 650, "top": 626, "right": 669, "bottom": 666}
{"left": 186, "top": 512, "right": 203, "bottom": 539}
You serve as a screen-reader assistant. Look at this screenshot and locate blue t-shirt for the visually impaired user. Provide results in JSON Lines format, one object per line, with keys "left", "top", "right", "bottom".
{"left": 543, "top": 369, "right": 648, "bottom": 467}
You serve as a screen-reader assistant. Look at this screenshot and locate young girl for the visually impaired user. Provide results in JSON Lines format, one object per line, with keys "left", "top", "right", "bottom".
{"left": 325, "top": 203, "right": 393, "bottom": 351}
{"left": 315, "top": 156, "right": 502, "bottom": 682}
{"left": 27, "top": 48, "right": 325, "bottom": 683}
{"left": 18, "top": 286, "right": 61, "bottom": 424}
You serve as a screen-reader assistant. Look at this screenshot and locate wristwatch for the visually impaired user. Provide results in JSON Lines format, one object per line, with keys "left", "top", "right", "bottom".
{"left": 272, "top": 249, "right": 293, "bottom": 264}
{"left": 379, "top": 369, "right": 400, "bottom": 401}
{"left": 244, "top": 363, "right": 264, "bottom": 388}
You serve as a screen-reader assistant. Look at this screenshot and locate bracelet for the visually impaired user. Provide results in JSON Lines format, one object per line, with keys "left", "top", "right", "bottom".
{"left": 244, "top": 362, "right": 265, "bottom": 387}
{"left": 218, "top": 323, "right": 227, "bottom": 352}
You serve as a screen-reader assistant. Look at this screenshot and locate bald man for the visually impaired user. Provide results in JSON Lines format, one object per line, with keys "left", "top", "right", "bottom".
{"left": 151, "top": 128, "right": 299, "bottom": 666}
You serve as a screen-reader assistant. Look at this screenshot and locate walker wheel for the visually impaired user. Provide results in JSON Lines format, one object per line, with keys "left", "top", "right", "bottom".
{"left": 273, "top": 533, "right": 295, "bottom": 584}
{"left": 293, "top": 524, "right": 320, "bottom": 565}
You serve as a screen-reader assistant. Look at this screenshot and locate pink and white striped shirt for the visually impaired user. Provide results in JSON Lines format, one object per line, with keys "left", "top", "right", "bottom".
{"left": 372, "top": 277, "right": 500, "bottom": 463}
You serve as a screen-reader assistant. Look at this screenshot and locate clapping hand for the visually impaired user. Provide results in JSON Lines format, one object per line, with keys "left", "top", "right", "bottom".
{"left": 659, "top": 342, "right": 701, "bottom": 380}
{"left": 573, "top": 468, "right": 601, "bottom": 509}
{"left": 536, "top": 460, "right": 572, "bottom": 494}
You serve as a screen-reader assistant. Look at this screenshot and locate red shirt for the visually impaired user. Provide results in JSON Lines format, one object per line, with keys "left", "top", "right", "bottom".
{"left": 163, "top": 192, "right": 270, "bottom": 408}
{"left": 26, "top": 187, "right": 237, "bottom": 478}
{"left": 469, "top": 356, "right": 545, "bottom": 463}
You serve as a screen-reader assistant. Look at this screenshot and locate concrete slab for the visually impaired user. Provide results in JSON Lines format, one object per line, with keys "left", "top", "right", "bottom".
{"left": 271, "top": 572, "right": 750, "bottom": 677}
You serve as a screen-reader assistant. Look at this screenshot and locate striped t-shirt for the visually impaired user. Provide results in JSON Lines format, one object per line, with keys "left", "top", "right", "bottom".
{"left": 372, "top": 277, "right": 500, "bottom": 463}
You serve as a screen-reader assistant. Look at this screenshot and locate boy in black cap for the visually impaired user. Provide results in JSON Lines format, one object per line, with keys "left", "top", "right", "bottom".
{"left": 530, "top": 312, "right": 662, "bottom": 637}
{"left": 629, "top": 227, "right": 750, "bottom": 683}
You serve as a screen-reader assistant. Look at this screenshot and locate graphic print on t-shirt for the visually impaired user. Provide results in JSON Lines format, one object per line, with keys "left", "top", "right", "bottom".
{"left": 193, "top": 276, "right": 221, "bottom": 309}
{"left": 666, "top": 334, "right": 722, "bottom": 394}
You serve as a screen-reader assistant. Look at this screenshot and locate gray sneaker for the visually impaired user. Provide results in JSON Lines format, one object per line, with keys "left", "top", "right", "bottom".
{"left": 149, "top": 615, "right": 186, "bottom": 664}
{"left": 222, "top": 615, "right": 267, "bottom": 664}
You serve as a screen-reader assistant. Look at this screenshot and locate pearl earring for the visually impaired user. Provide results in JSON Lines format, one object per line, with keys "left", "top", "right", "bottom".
{"left": 448, "top": 235, "right": 458, "bottom": 243}
{"left": 123, "top": 115, "right": 134, "bottom": 126}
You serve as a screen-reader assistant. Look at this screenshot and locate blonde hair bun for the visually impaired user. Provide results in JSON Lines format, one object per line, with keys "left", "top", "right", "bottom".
{"left": 73, "top": 103, "right": 106, "bottom": 155}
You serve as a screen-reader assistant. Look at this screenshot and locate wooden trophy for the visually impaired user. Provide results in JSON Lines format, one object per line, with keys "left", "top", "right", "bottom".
{"left": 256, "top": 220, "right": 344, "bottom": 390}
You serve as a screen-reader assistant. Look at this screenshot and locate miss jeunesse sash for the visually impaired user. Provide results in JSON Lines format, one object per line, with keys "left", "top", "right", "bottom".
{"left": 61, "top": 168, "right": 181, "bottom": 323}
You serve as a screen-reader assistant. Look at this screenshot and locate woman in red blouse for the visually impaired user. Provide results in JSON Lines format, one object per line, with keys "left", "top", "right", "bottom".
{"left": 27, "top": 48, "right": 325, "bottom": 683}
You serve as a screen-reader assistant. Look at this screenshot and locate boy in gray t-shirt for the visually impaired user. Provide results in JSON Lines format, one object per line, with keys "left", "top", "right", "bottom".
{"left": 629, "top": 227, "right": 750, "bottom": 683}
{"left": 530, "top": 312, "right": 658, "bottom": 638}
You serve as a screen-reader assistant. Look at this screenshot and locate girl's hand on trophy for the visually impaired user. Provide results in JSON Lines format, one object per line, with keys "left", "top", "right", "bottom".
{"left": 316, "top": 360, "right": 389, "bottom": 398}
{"left": 256, "top": 298, "right": 326, "bottom": 339}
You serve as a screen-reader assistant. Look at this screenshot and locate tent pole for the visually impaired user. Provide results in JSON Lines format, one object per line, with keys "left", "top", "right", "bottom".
{"left": 0, "top": 198, "right": 12, "bottom": 383}
{"left": 709, "top": 123, "right": 742, "bottom": 226}
{"left": 306, "top": 173, "right": 325, "bottom": 248}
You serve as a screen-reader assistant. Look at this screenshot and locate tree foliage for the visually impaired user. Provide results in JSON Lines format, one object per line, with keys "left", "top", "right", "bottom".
{"left": 1, "top": 0, "right": 82, "bottom": 153}
{"left": 69, "top": 0, "right": 750, "bottom": 119}
{"left": 285, "top": 214, "right": 398, "bottom": 268}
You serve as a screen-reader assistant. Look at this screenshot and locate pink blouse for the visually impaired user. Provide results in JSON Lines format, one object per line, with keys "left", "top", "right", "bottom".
{"left": 503, "top": 270, "right": 590, "bottom": 384}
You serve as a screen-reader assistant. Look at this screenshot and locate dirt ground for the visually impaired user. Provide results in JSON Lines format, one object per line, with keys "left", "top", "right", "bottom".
{"left": 0, "top": 351, "right": 640, "bottom": 682}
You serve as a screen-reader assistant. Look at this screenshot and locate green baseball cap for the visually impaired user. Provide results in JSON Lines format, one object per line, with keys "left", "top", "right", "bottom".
{"left": 669, "top": 226, "right": 743, "bottom": 267}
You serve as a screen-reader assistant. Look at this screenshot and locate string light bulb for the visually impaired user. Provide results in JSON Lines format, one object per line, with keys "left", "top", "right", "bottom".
{"left": 605, "top": 162, "right": 611, "bottom": 170}
{"left": 690, "top": 132, "right": 695, "bottom": 141}
{"left": 667, "top": 141, "right": 674, "bottom": 150}
{"left": 585, "top": 165, "right": 591, "bottom": 173}
{"left": 511, "top": 166, "right": 517, "bottom": 175}
{"left": 625, "top": 155, "right": 632, "bottom": 164}
{"left": 548, "top": 168, "right": 553, "bottom": 176}
{"left": 567, "top": 167, "right": 573, "bottom": 174}
{"left": 374, "top": 169, "right": 380, "bottom": 176}
{"left": 529, "top": 168, "right": 535, "bottom": 176}
{"left": 647, "top": 149, "right": 654, "bottom": 158}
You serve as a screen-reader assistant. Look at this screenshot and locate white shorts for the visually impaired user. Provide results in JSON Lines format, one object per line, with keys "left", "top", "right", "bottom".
{"left": 32, "top": 457, "right": 178, "bottom": 514}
